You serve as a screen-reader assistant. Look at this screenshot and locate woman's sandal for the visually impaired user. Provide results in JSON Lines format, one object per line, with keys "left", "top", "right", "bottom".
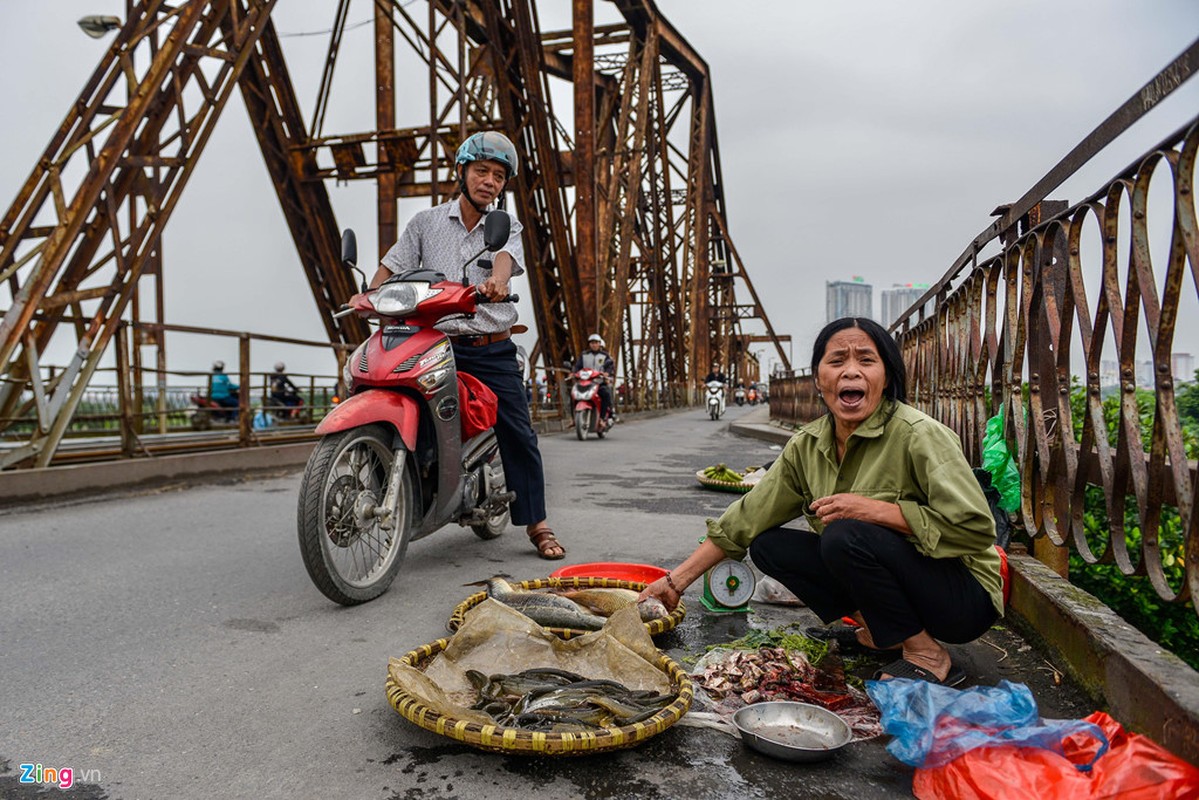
{"left": 805, "top": 625, "right": 901, "bottom": 656}
{"left": 528, "top": 528, "right": 565, "bottom": 560}
{"left": 873, "top": 658, "right": 966, "bottom": 687}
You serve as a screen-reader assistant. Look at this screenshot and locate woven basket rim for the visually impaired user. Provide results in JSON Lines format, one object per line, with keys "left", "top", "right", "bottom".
{"left": 694, "top": 469, "right": 752, "bottom": 493}
{"left": 387, "top": 637, "right": 694, "bottom": 755}
{"left": 446, "top": 576, "right": 685, "bottom": 638}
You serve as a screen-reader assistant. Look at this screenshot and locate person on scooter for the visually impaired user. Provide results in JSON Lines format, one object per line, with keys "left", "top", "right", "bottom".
{"left": 270, "top": 362, "right": 303, "bottom": 418}
{"left": 572, "top": 333, "right": 616, "bottom": 428}
{"left": 704, "top": 363, "right": 727, "bottom": 385}
{"left": 350, "top": 131, "right": 566, "bottom": 561}
{"left": 209, "top": 360, "right": 238, "bottom": 421}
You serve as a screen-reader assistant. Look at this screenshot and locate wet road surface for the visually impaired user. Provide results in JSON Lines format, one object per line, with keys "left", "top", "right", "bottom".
{"left": 0, "top": 405, "right": 1093, "bottom": 799}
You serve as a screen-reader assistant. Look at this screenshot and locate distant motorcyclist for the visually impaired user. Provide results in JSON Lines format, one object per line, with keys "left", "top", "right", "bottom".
{"left": 209, "top": 360, "right": 238, "bottom": 420}
{"left": 573, "top": 333, "right": 616, "bottom": 425}
{"left": 704, "top": 363, "right": 728, "bottom": 385}
{"left": 270, "top": 362, "right": 302, "bottom": 416}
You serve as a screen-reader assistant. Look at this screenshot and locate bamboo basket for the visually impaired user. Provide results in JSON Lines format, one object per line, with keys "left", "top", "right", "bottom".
{"left": 446, "top": 576, "right": 685, "bottom": 638}
{"left": 386, "top": 638, "right": 694, "bottom": 756}
{"left": 694, "top": 468, "right": 753, "bottom": 493}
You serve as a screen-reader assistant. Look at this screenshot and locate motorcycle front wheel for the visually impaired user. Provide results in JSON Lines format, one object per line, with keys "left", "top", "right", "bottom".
{"left": 709, "top": 404, "right": 720, "bottom": 421}
{"left": 575, "top": 409, "right": 589, "bottom": 441}
{"left": 297, "top": 423, "right": 414, "bottom": 605}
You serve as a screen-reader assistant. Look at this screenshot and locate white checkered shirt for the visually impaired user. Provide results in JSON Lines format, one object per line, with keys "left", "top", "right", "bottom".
{"left": 380, "top": 199, "right": 525, "bottom": 336}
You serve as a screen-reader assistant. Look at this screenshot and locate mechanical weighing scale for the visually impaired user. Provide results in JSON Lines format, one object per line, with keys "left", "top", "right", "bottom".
{"left": 700, "top": 559, "right": 757, "bottom": 613}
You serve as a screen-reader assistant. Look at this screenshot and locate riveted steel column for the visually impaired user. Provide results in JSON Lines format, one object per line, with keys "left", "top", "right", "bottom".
{"left": 573, "top": 0, "right": 597, "bottom": 331}
{"left": 377, "top": 2, "right": 397, "bottom": 258}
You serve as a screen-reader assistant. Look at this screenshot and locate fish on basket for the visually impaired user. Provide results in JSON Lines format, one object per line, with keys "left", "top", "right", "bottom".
{"left": 466, "top": 667, "right": 678, "bottom": 732}
{"left": 467, "top": 577, "right": 670, "bottom": 630}
{"left": 466, "top": 577, "right": 606, "bottom": 630}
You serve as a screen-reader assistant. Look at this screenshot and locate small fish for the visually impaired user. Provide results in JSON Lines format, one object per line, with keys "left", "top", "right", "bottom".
{"left": 468, "top": 670, "right": 679, "bottom": 732}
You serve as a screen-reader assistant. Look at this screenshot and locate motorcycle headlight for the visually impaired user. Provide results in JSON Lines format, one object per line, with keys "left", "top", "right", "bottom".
{"left": 372, "top": 282, "right": 436, "bottom": 316}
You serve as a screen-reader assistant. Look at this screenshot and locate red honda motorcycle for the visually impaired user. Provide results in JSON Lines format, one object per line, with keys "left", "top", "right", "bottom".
{"left": 570, "top": 367, "right": 609, "bottom": 441}
{"left": 297, "top": 215, "right": 516, "bottom": 605}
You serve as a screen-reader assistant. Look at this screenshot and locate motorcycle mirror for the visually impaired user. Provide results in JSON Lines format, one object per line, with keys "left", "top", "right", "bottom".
{"left": 483, "top": 211, "right": 510, "bottom": 252}
{"left": 341, "top": 229, "right": 357, "bottom": 269}
{"left": 341, "top": 229, "right": 367, "bottom": 292}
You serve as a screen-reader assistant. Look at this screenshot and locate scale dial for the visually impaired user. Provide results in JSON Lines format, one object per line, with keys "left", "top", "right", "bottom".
{"left": 706, "top": 559, "right": 756, "bottom": 608}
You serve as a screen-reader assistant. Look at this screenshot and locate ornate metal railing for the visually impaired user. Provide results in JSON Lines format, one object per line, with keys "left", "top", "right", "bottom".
{"left": 771, "top": 40, "right": 1199, "bottom": 617}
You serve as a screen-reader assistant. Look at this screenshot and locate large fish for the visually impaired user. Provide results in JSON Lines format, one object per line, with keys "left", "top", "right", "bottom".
{"left": 467, "top": 577, "right": 607, "bottom": 630}
{"left": 554, "top": 587, "right": 671, "bottom": 623}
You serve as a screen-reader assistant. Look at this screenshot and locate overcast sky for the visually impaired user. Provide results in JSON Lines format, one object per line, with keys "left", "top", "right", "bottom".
{"left": 1, "top": 1, "right": 1197, "bottom": 382}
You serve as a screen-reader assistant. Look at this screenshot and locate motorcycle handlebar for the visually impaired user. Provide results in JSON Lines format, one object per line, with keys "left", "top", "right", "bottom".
{"left": 475, "top": 293, "right": 519, "bottom": 304}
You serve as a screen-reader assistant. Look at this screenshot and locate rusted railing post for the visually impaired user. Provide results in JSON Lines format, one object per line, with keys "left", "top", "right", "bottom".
{"left": 115, "top": 324, "right": 136, "bottom": 458}
{"left": 238, "top": 334, "right": 251, "bottom": 446}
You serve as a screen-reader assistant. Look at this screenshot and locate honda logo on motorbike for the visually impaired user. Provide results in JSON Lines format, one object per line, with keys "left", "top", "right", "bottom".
{"left": 437, "top": 396, "right": 459, "bottom": 421}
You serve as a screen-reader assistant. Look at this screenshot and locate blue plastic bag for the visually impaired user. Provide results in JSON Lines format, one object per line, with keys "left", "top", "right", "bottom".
{"left": 252, "top": 408, "right": 275, "bottom": 431}
{"left": 866, "top": 678, "right": 1109, "bottom": 771}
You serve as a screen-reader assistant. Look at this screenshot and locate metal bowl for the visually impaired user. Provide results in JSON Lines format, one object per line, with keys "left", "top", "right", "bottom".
{"left": 732, "top": 702, "right": 852, "bottom": 762}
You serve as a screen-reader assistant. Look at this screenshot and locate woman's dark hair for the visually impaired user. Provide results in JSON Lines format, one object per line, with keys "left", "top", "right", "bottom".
{"left": 810, "top": 317, "right": 907, "bottom": 404}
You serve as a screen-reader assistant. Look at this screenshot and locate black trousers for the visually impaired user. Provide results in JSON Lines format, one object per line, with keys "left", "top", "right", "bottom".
{"left": 748, "top": 519, "right": 997, "bottom": 649}
{"left": 452, "top": 339, "right": 546, "bottom": 526}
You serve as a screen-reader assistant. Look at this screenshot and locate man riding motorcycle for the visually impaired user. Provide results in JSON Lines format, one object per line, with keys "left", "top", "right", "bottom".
{"left": 270, "top": 361, "right": 303, "bottom": 417}
{"left": 572, "top": 333, "right": 616, "bottom": 428}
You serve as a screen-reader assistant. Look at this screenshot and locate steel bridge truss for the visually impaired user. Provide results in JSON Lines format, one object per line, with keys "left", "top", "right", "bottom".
{"left": 0, "top": 0, "right": 790, "bottom": 468}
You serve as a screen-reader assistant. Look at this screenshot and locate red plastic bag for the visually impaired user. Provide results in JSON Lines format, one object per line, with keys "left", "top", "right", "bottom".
{"left": 914, "top": 711, "right": 1199, "bottom": 799}
{"left": 457, "top": 371, "right": 497, "bottom": 440}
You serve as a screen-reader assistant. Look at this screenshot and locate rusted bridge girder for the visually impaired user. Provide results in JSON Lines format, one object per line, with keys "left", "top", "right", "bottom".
{"left": 0, "top": 0, "right": 791, "bottom": 468}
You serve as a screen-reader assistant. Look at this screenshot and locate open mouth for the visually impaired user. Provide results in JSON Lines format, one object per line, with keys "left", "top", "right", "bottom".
{"left": 838, "top": 388, "right": 866, "bottom": 407}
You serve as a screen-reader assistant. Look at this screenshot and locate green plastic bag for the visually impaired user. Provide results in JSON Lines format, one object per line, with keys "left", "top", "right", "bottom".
{"left": 981, "top": 407, "right": 1020, "bottom": 513}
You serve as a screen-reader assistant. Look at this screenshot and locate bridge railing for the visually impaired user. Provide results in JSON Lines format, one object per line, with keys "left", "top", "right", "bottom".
{"left": 770, "top": 44, "right": 1199, "bottom": 620}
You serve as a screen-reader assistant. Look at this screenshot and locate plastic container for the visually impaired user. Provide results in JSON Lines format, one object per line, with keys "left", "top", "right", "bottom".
{"left": 550, "top": 562, "right": 669, "bottom": 584}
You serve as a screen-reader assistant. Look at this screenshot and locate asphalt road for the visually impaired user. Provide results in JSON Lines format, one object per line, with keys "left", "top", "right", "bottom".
{"left": 0, "top": 404, "right": 1089, "bottom": 799}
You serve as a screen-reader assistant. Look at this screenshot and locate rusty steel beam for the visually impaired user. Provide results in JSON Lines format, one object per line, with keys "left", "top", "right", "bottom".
{"left": 573, "top": 0, "right": 597, "bottom": 331}
{"left": 1, "top": 0, "right": 791, "bottom": 468}
{"left": 229, "top": 15, "right": 367, "bottom": 347}
{"left": 0, "top": 0, "right": 284, "bottom": 468}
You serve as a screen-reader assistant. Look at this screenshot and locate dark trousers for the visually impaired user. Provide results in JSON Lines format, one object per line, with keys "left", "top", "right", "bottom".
{"left": 452, "top": 339, "right": 546, "bottom": 526}
{"left": 599, "top": 383, "right": 614, "bottom": 419}
{"left": 748, "top": 519, "right": 997, "bottom": 649}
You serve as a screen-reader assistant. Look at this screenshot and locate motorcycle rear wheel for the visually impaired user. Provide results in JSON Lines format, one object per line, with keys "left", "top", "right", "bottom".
{"left": 470, "top": 450, "right": 510, "bottom": 540}
{"left": 297, "top": 423, "right": 414, "bottom": 605}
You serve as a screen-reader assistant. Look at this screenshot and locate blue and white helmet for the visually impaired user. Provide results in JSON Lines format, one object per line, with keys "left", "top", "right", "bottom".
{"left": 455, "top": 132, "right": 519, "bottom": 179}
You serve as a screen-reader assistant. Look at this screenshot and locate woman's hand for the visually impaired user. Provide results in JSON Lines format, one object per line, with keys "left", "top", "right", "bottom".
{"left": 639, "top": 575, "right": 682, "bottom": 612}
{"left": 809, "top": 493, "right": 911, "bottom": 534}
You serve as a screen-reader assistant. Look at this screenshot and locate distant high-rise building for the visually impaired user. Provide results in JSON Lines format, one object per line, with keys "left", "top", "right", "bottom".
{"left": 880, "top": 283, "right": 932, "bottom": 327}
{"left": 826, "top": 277, "right": 873, "bottom": 323}
{"left": 1099, "top": 360, "right": 1120, "bottom": 388}
{"left": 1173, "top": 352, "right": 1195, "bottom": 382}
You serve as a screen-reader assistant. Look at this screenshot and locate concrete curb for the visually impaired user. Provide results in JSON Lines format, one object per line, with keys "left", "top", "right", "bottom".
{"left": 0, "top": 408, "right": 677, "bottom": 501}
{"left": 729, "top": 413, "right": 1199, "bottom": 763}
{"left": 0, "top": 442, "right": 315, "bottom": 505}
{"left": 1006, "top": 554, "right": 1199, "bottom": 764}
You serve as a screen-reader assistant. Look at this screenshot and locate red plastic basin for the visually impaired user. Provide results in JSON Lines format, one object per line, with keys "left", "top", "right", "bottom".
{"left": 550, "top": 562, "right": 669, "bottom": 584}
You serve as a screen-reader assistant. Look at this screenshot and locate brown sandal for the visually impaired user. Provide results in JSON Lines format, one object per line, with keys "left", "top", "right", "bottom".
{"left": 528, "top": 528, "right": 566, "bottom": 560}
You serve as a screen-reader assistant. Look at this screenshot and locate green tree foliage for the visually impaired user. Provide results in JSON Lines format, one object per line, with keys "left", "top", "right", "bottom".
{"left": 1062, "top": 380, "right": 1199, "bottom": 670}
